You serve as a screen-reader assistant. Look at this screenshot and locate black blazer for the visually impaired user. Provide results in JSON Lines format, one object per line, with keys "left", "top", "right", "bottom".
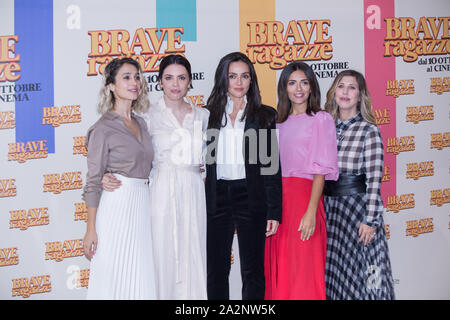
{"left": 205, "top": 105, "right": 282, "bottom": 223}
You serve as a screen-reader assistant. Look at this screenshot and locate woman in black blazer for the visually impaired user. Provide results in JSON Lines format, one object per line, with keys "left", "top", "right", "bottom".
{"left": 205, "top": 52, "right": 282, "bottom": 300}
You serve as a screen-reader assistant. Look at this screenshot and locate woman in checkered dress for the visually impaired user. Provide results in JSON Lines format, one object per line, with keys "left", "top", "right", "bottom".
{"left": 323, "top": 70, "right": 395, "bottom": 300}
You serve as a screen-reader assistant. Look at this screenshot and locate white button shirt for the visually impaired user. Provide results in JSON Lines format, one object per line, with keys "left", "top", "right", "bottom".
{"left": 216, "top": 96, "right": 247, "bottom": 180}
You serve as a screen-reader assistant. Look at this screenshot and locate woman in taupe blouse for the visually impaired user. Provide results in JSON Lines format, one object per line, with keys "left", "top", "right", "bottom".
{"left": 82, "top": 57, "right": 157, "bottom": 299}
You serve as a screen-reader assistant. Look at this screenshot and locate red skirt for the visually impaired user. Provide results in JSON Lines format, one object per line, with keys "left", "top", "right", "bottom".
{"left": 265, "top": 177, "right": 326, "bottom": 300}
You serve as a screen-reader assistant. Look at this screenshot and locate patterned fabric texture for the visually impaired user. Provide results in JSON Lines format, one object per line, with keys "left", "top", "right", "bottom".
{"left": 324, "top": 113, "right": 395, "bottom": 300}
{"left": 335, "top": 113, "right": 384, "bottom": 227}
{"left": 324, "top": 193, "right": 395, "bottom": 300}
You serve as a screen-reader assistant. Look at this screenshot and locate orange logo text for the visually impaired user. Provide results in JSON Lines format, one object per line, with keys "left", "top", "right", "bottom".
{"left": 0, "top": 247, "right": 19, "bottom": 267}
{"left": 430, "top": 77, "right": 450, "bottom": 95}
{"left": 87, "top": 27, "right": 185, "bottom": 76}
{"left": 406, "top": 161, "right": 434, "bottom": 180}
{"left": 382, "top": 166, "right": 391, "bottom": 182}
{"left": 45, "top": 239, "right": 84, "bottom": 262}
{"left": 8, "top": 140, "right": 48, "bottom": 163}
{"left": 384, "top": 17, "right": 450, "bottom": 62}
{"left": 77, "top": 269, "right": 90, "bottom": 288}
{"left": 406, "top": 218, "right": 433, "bottom": 237}
{"left": 386, "top": 79, "right": 415, "bottom": 98}
{"left": 43, "top": 172, "right": 82, "bottom": 194}
{"left": 0, "top": 35, "right": 20, "bottom": 82}
{"left": 430, "top": 188, "right": 450, "bottom": 207}
{"left": 430, "top": 132, "right": 450, "bottom": 150}
{"left": 9, "top": 207, "right": 49, "bottom": 230}
{"left": 387, "top": 193, "right": 415, "bottom": 213}
{"left": 73, "top": 136, "right": 87, "bottom": 156}
{"left": 246, "top": 20, "right": 333, "bottom": 69}
{"left": 0, "top": 110, "right": 15, "bottom": 129}
{"left": 386, "top": 136, "right": 415, "bottom": 155}
{"left": 42, "top": 105, "right": 81, "bottom": 127}
{"left": 74, "top": 202, "right": 88, "bottom": 222}
{"left": 186, "top": 95, "right": 206, "bottom": 107}
{"left": 0, "top": 178, "right": 16, "bottom": 197}
{"left": 385, "top": 224, "right": 390, "bottom": 240}
{"left": 12, "top": 275, "right": 51, "bottom": 298}
{"left": 374, "top": 108, "right": 390, "bottom": 125}
{"left": 406, "top": 105, "right": 434, "bottom": 124}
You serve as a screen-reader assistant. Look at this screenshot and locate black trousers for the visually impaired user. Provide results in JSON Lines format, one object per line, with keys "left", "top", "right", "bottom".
{"left": 207, "top": 179, "right": 266, "bottom": 300}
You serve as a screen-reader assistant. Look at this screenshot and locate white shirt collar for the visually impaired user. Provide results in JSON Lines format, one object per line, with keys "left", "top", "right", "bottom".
{"left": 225, "top": 94, "right": 247, "bottom": 115}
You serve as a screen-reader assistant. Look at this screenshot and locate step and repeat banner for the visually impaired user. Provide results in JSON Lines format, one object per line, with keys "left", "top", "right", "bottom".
{"left": 0, "top": 0, "right": 449, "bottom": 300}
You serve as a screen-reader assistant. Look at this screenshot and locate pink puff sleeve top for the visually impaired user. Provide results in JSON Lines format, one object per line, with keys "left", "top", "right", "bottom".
{"left": 277, "top": 111, "right": 339, "bottom": 181}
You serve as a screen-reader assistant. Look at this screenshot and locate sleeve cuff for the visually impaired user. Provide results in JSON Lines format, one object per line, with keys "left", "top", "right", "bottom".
{"left": 363, "top": 215, "right": 380, "bottom": 228}
{"left": 82, "top": 191, "right": 100, "bottom": 208}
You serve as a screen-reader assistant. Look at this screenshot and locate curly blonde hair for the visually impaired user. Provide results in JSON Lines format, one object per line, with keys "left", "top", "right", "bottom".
{"left": 324, "top": 69, "right": 376, "bottom": 124}
{"left": 97, "top": 57, "right": 150, "bottom": 115}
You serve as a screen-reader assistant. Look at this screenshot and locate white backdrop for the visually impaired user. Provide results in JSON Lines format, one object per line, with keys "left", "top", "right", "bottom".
{"left": 0, "top": 0, "right": 449, "bottom": 300}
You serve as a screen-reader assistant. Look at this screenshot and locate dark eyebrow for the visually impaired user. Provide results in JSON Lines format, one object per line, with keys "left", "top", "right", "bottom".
{"left": 288, "top": 78, "right": 308, "bottom": 81}
{"left": 163, "top": 73, "right": 188, "bottom": 77}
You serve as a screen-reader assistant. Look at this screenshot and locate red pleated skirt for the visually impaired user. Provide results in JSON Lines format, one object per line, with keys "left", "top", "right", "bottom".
{"left": 265, "top": 177, "right": 326, "bottom": 300}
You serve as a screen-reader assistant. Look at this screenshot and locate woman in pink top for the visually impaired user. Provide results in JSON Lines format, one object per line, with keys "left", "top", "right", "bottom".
{"left": 265, "top": 62, "right": 338, "bottom": 300}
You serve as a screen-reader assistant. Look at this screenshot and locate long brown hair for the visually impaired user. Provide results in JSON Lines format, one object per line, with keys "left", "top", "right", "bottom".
{"left": 206, "top": 52, "right": 273, "bottom": 129}
{"left": 324, "top": 69, "right": 376, "bottom": 124}
{"left": 277, "top": 62, "right": 321, "bottom": 123}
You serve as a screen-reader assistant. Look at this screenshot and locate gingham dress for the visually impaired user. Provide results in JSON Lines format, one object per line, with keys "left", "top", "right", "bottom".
{"left": 324, "top": 113, "right": 395, "bottom": 300}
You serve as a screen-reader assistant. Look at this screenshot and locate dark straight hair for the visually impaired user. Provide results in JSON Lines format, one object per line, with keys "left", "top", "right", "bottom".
{"left": 158, "top": 54, "right": 193, "bottom": 83}
{"left": 206, "top": 52, "right": 268, "bottom": 128}
{"left": 277, "top": 61, "right": 321, "bottom": 123}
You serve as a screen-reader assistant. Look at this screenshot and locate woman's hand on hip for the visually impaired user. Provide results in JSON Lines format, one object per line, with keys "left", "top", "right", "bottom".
{"left": 102, "top": 173, "right": 121, "bottom": 191}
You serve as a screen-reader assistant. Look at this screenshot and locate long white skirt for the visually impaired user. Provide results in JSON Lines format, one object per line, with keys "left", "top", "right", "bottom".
{"left": 87, "top": 174, "right": 157, "bottom": 300}
{"left": 149, "top": 165, "right": 207, "bottom": 299}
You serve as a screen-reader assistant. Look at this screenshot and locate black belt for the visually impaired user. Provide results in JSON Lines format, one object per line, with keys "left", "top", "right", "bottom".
{"left": 217, "top": 179, "right": 246, "bottom": 185}
{"left": 323, "top": 174, "right": 366, "bottom": 196}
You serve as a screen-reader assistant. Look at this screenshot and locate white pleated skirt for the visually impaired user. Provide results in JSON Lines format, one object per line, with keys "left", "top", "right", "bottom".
{"left": 149, "top": 165, "right": 207, "bottom": 300}
{"left": 86, "top": 174, "right": 157, "bottom": 300}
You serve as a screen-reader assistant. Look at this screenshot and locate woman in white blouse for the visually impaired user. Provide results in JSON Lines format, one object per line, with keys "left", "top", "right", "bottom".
{"left": 103, "top": 55, "right": 209, "bottom": 299}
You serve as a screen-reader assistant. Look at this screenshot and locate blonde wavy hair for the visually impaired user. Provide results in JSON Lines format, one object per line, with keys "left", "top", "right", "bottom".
{"left": 97, "top": 57, "right": 150, "bottom": 115}
{"left": 324, "top": 69, "right": 376, "bottom": 124}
